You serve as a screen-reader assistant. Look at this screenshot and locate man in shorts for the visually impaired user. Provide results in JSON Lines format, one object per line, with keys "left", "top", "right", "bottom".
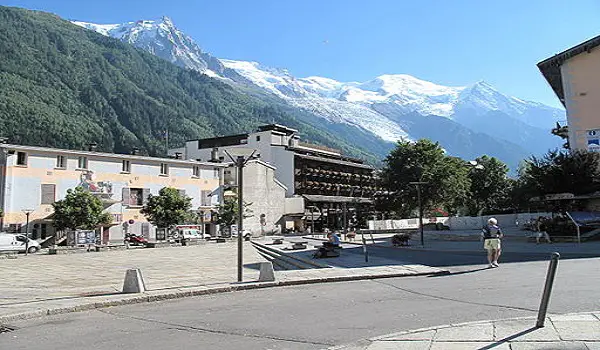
{"left": 482, "top": 217, "right": 503, "bottom": 268}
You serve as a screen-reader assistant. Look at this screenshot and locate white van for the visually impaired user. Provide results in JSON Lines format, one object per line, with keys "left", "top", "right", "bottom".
{"left": 0, "top": 233, "right": 40, "bottom": 253}
{"left": 174, "top": 225, "right": 211, "bottom": 242}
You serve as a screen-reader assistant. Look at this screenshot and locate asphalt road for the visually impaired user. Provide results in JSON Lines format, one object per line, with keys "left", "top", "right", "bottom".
{"left": 1, "top": 250, "right": 599, "bottom": 350}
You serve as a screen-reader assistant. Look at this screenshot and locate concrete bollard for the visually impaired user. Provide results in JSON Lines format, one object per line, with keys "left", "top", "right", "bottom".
{"left": 122, "top": 268, "right": 146, "bottom": 293}
{"left": 258, "top": 261, "right": 275, "bottom": 282}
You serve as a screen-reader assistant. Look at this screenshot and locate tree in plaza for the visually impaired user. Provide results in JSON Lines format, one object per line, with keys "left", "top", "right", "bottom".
{"left": 466, "top": 155, "right": 512, "bottom": 215}
{"left": 215, "top": 196, "right": 253, "bottom": 231}
{"left": 52, "top": 187, "right": 112, "bottom": 231}
{"left": 516, "top": 149, "right": 600, "bottom": 199}
{"left": 377, "top": 139, "right": 470, "bottom": 218}
{"left": 141, "top": 187, "right": 192, "bottom": 229}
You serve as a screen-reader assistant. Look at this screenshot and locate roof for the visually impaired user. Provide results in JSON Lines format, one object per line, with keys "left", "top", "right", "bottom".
{"left": 195, "top": 133, "right": 249, "bottom": 149}
{"left": 257, "top": 124, "right": 298, "bottom": 135}
{"left": 537, "top": 34, "right": 600, "bottom": 106}
{"left": 0, "top": 144, "right": 227, "bottom": 167}
{"left": 302, "top": 194, "right": 373, "bottom": 204}
{"left": 294, "top": 153, "right": 373, "bottom": 170}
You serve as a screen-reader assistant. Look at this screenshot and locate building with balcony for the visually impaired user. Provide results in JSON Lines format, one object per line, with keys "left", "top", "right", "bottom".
{"left": 174, "top": 124, "right": 378, "bottom": 232}
{"left": 538, "top": 35, "right": 600, "bottom": 152}
{"left": 0, "top": 143, "right": 225, "bottom": 244}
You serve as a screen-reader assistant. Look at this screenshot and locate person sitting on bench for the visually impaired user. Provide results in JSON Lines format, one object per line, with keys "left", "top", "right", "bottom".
{"left": 324, "top": 231, "right": 341, "bottom": 248}
{"left": 314, "top": 231, "right": 341, "bottom": 258}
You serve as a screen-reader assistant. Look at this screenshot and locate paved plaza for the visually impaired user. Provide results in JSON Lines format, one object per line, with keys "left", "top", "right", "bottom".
{"left": 0, "top": 238, "right": 446, "bottom": 323}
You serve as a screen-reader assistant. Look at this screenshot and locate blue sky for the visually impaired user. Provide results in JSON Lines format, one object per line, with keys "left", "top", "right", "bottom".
{"left": 3, "top": 0, "right": 600, "bottom": 108}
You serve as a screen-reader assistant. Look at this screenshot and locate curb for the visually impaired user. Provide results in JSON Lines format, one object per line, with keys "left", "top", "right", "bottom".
{"left": 329, "top": 310, "right": 600, "bottom": 349}
{"left": 0, "top": 268, "right": 447, "bottom": 325}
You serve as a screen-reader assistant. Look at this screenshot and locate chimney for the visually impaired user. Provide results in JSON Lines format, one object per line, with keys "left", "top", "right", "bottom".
{"left": 88, "top": 142, "right": 98, "bottom": 152}
{"left": 175, "top": 152, "right": 182, "bottom": 160}
{"left": 131, "top": 148, "right": 140, "bottom": 155}
{"left": 210, "top": 148, "right": 218, "bottom": 162}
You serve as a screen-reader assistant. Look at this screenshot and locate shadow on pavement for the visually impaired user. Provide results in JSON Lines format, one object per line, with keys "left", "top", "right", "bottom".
{"left": 477, "top": 326, "right": 538, "bottom": 350}
{"left": 278, "top": 239, "right": 600, "bottom": 269}
{"left": 427, "top": 266, "right": 490, "bottom": 277}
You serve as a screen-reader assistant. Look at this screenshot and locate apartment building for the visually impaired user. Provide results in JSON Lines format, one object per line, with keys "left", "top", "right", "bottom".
{"left": 174, "top": 124, "right": 377, "bottom": 232}
{"left": 0, "top": 143, "right": 225, "bottom": 244}
{"left": 538, "top": 35, "right": 600, "bottom": 152}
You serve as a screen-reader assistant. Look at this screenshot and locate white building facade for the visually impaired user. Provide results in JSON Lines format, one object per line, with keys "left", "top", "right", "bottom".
{"left": 0, "top": 143, "right": 225, "bottom": 244}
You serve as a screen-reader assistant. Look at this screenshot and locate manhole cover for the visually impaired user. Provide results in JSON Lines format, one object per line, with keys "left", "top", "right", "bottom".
{"left": 0, "top": 325, "right": 16, "bottom": 333}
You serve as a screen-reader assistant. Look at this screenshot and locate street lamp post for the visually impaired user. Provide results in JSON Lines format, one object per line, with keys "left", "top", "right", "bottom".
{"left": 306, "top": 205, "right": 316, "bottom": 236}
{"left": 22, "top": 209, "right": 34, "bottom": 255}
{"left": 223, "top": 148, "right": 256, "bottom": 283}
{"left": 409, "top": 182, "right": 428, "bottom": 247}
{"left": 235, "top": 155, "right": 244, "bottom": 282}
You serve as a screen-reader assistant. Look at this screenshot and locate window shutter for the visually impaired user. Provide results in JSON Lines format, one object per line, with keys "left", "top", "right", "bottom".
{"left": 201, "top": 190, "right": 211, "bottom": 206}
{"left": 142, "top": 188, "right": 151, "bottom": 205}
{"left": 41, "top": 184, "right": 56, "bottom": 205}
{"left": 122, "top": 187, "right": 130, "bottom": 205}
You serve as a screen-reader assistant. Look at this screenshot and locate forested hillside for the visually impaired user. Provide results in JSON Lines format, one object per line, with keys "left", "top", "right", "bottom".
{"left": 0, "top": 6, "right": 378, "bottom": 162}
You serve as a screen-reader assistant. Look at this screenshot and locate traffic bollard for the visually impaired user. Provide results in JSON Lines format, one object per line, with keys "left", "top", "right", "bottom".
{"left": 536, "top": 252, "right": 560, "bottom": 328}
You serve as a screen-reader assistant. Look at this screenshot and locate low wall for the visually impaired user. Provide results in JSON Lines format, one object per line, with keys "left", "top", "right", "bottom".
{"left": 368, "top": 212, "right": 552, "bottom": 231}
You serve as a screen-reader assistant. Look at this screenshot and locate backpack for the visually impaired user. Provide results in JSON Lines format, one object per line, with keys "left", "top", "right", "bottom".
{"left": 482, "top": 225, "right": 493, "bottom": 239}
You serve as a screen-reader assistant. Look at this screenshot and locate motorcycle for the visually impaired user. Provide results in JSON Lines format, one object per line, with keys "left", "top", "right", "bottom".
{"left": 124, "top": 233, "right": 148, "bottom": 247}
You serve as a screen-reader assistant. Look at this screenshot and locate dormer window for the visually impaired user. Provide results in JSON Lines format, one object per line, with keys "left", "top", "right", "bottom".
{"left": 16, "top": 152, "right": 28, "bottom": 166}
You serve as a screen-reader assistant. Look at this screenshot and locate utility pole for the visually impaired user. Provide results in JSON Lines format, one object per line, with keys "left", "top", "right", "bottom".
{"left": 409, "top": 182, "right": 428, "bottom": 247}
{"left": 22, "top": 209, "right": 33, "bottom": 255}
{"left": 342, "top": 202, "right": 348, "bottom": 240}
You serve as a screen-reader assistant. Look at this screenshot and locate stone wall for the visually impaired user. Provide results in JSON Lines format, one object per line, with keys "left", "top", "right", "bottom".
{"left": 368, "top": 212, "right": 553, "bottom": 231}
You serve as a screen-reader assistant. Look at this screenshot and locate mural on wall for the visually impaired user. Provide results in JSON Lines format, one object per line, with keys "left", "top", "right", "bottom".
{"left": 78, "top": 171, "right": 113, "bottom": 198}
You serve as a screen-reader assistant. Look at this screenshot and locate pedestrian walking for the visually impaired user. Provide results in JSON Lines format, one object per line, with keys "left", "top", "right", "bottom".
{"left": 481, "top": 217, "right": 503, "bottom": 268}
{"left": 536, "top": 216, "right": 552, "bottom": 244}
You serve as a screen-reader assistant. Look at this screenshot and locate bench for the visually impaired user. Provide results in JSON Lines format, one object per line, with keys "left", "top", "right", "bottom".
{"left": 215, "top": 238, "right": 227, "bottom": 243}
{"left": 290, "top": 241, "right": 308, "bottom": 250}
{"left": 391, "top": 233, "right": 411, "bottom": 246}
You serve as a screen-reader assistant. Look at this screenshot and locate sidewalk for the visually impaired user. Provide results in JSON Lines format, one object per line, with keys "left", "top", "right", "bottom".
{"left": 332, "top": 311, "right": 600, "bottom": 349}
{"left": 316, "top": 232, "right": 600, "bottom": 256}
{"left": 0, "top": 239, "right": 446, "bottom": 323}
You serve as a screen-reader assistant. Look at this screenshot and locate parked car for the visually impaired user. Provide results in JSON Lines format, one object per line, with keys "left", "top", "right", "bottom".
{"left": 174, "top": 225, "right": 211, "bottom": 242}
{"left": 0, "top": 233, "right": 40, "bottom": 253}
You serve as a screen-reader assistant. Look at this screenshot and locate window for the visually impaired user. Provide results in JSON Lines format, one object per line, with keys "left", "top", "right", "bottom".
{"left": 122, "top": 160, "right": 131, "bottom": 173}
{"left": 56, "top": 155, "right": 66, "bottom": 169}
{"left": 256, "top": 135, "right": 261, "bottom": 142}
{"left": 77, "top": 156, "right": 88, "bottom": 169}
{"left": 177, "top": 189, "right": 186, "bottom": 197}
{"left": 122, "top": 187, "right": 149, "bottom": 206}
{"left": 193, "top": 166, "right": 200, "bottom": 177}
{"left": 160, "top": 163, "right": 169, "bottom": 176}
{"left": 16, "top": 152, "right": 27, "bottom": 166}
{"left": 41, "top": 184, "right": 56, "bottom": 205}
{"left": 200, "top": 190, "right": 211, "bottom": 206}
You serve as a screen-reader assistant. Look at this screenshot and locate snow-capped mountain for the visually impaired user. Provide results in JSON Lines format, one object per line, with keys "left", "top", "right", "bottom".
{"left": 73, "top": 17, "right": 565, "bottom": 169}
{"left": 73, "top": 17, "right": 226, "bottom": 77}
